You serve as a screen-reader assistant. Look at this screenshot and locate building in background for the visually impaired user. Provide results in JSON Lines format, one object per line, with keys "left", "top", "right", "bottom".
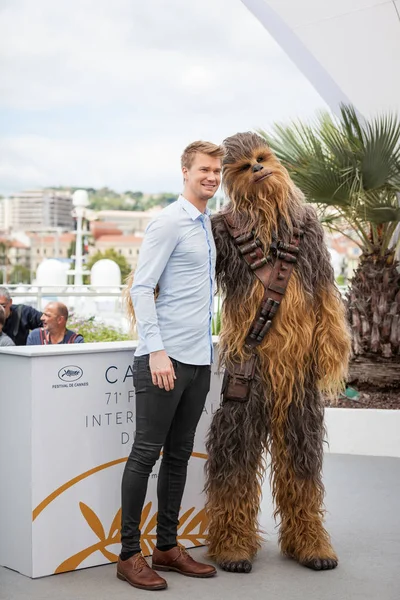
{"left": 28, "top": 232, "right": 75, "bottom": 275}
{"left": 325, "top": 231, "right": 362, "bottom": 282}
{"left": 91, "top": 234, "right": 143, "bottom": 270}
{"left": 0, "top": 192, "right": 167, "bottom": 280}
{"left": 0, "top": 236, "right": 30, "bottom": 283}
{"left": 95, "top": 209, "right": 158, "bottom": 235}
{"left": 5, "top": 239, "right": 30, "bottom": 270}
{"left": 0, "top": 200, "right": 10, "bottom": 234}
{"left": 0, "top": 190, "right": 74, "bottom": 231}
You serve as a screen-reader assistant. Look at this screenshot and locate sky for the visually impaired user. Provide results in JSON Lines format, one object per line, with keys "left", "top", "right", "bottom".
{"left": 0, "top": 0, "right": 327, "bottom": 196}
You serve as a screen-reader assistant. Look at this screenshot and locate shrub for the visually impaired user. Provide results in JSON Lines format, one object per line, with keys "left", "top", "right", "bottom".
{"left": 68, "top": 315, "right": 131, "bottom": 343}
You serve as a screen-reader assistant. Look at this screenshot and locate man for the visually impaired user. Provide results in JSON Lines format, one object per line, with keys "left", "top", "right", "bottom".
{"left": 0, "top": 287, "right": 42, "bottom": 345}
{"left": 27, "top": 302, "right": 84, "bottom": 345}
{"left": 0, "top": 305, "right": 15, "bottom": 347}
{"left": 118, "top": 141, "right": 224, "bottom": 591}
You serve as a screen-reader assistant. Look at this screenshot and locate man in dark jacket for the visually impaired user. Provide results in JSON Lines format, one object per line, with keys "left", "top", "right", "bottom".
{"left": 0, "top": 305, "right": 15, "bottom": 347}
{"left": 0, "top": 286, "right": 43, "bottom": 346}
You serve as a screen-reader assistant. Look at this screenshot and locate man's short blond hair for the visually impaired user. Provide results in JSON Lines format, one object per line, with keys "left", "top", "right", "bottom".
{"left": 181, "top": 140, "right": 225, "bottom": 170}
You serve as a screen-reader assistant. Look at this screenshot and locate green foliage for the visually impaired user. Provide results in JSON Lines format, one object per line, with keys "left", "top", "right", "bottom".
{"left": 0, "top": 241, "right": 10, "bottom": 284}
{"left": 68, "top": 240, "right": 76, "bottom": 258}
{"left": 88, "top": 187, "right": 135, "bottom": 211}
{"left": 86, "top": 248, "right": 131, "bottom": 281}
{"left": 47, "top": 186, "right": 224, "bottom": 214}
{"left": 68, "top": 315, "right": 130, "bottom": 342}
{"left": 211, "top": 296, "right": 222, "bottom": 335}
{"left": 47, "top": 186, "right": 179, "bottom": 212}
{"left": 259, "top": 104, "right": 400, "bottom": 257}
{"left": 0, "top": 241, "right": 9, "bottom": 265}
{"left": 336, "top": 274, "right": 346, "bottom": 286}
{"left": 9, "top": 265, "right": 30, "bottom": 284}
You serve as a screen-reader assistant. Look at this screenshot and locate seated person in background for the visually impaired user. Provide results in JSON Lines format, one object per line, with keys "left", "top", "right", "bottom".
{"left": 0, "top": 286, "right": 42, "bottom": 345}
{"left": 27, "top": 302, "right": 84, "bottom": 345}
{"left": 0, "top": 305, "right": 15, "bottom": 347}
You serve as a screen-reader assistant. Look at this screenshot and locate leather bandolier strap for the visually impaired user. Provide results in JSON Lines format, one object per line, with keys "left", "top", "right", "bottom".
{"left": 221, "top": 214, "right": 304, "bottom": 402}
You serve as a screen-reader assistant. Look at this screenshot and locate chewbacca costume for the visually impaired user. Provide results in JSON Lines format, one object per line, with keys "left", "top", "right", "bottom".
{"left": 205, "top": 133, "right": 351, "bottom": 573}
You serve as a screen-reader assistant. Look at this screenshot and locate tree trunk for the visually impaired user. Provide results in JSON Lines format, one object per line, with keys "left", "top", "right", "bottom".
{"left": 347, "top": 249, "right": 400, "bottom": 359}
{"left": 348, "top": 355, "right": 400, "bottom": 389}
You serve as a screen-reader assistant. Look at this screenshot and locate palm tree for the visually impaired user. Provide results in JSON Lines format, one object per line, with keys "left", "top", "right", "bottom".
{"left": 260, "top": 105, "right": 400, "bottom": 386}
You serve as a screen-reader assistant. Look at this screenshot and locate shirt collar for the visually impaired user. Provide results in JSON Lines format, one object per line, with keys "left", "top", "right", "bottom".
{"left": 178, "top": 195, "right": 211, "bottom": 221}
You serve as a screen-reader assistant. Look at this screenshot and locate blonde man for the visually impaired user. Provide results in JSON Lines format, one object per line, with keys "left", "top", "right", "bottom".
{"left": 118, "top": 141, "right": 224, "bottom": 590}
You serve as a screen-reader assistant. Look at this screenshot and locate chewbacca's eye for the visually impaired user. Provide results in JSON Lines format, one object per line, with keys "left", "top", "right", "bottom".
{"left": 257, "top": 156, "right": 264, "bottom": 163}
{"left": 240, "top": 164, "right": 250, "bottom": 171}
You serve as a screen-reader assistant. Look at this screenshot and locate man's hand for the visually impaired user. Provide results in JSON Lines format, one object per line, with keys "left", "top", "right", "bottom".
{"left": 149, "top": 350, "right": 177, "bottom": 391}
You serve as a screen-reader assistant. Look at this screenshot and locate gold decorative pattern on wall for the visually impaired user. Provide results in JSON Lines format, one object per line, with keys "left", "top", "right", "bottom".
{"left": 54, "top": 502, "right": 208, "bottom": 574}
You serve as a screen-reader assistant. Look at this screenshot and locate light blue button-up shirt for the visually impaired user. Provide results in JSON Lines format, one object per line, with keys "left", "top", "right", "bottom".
{"left": 131, "top": 195, "right": 216, "bottom": 365}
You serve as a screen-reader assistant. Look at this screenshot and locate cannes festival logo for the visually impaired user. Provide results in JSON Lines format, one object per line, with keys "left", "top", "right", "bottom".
{"left": 58, "top": 365, "right": 83, "bottom": 382}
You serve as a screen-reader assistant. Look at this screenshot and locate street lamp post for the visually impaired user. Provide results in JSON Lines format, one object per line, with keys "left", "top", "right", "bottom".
{"left": 69, "top": 190, "right": 90, "bottom": 286}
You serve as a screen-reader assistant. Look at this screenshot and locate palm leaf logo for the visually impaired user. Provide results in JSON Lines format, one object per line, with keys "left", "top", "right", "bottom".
{"left": 54, "top": 502, "right": 208, "bottom": 574}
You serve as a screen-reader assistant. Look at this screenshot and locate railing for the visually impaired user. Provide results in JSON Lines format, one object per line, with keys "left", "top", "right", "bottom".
{"left": 6, "top": 285, "right": 128, "bottom": 331}
{"left": 5, "top": 284, "right": 349, "bottom": 335}
{"left": 7, "top": 285, "right": 125, "bottom": 309}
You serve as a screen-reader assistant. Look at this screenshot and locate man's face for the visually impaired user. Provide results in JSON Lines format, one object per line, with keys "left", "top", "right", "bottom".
{"left": 0, "top": 296, "right": 12, "bottom": 319}
{"left": 41, "top": 304, "right": 63, "bottom": 333}
{"left": 182, "top": 153, "right": 221, "bottom": 202}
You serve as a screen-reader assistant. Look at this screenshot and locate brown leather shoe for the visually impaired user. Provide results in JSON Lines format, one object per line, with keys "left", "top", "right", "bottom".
{"left": 117, "top": 553, "right": 167, "bottom": 590}
{"left": 152, "top": 546, "right": 217, "bottom": 578}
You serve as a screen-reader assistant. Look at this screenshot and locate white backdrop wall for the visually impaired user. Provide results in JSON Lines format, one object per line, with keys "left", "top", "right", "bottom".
{"left": 241, "top": 0, "right": 400, "bottom": 116}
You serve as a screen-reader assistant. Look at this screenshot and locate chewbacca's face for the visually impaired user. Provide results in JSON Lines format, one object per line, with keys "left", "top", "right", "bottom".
{"left": 222, "top": 132, "right": 290, "bottom": 207}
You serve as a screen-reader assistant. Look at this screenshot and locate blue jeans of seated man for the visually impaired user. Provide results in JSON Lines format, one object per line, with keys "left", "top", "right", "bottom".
{"left": 121, "top": 354, "right": 211, "bottom": 554}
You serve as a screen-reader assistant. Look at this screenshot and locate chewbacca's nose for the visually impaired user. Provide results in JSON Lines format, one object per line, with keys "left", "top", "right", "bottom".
{"left": 252, "top": 164, "right": 263, "bottom": 173}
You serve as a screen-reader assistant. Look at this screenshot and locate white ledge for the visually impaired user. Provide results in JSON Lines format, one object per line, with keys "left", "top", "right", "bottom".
{"left": 0, "top": 336, "right": 220, "bottom": 357}
{"left": 0, "top": 340, "right": 138, "bottom": 356}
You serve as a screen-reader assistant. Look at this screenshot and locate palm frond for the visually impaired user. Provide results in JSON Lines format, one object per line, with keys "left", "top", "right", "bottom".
{"left": 363, "top": 206, "right": 400, "bottom": 224}
{"left": 361, "top": 113, "right": 400, "bottom": 189}
{"left": 259, "top": 103, "right": 400, "bottom": 254}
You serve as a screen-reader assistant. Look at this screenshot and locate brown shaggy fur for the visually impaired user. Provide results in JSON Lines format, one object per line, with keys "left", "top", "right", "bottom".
{"left": 205, "top": 132, "right": 351, "bottom": 571}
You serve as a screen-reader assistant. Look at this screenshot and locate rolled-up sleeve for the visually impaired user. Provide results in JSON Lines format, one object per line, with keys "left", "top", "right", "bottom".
{"left": 130, "top": 214, "right": 179, "bottom": 353}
